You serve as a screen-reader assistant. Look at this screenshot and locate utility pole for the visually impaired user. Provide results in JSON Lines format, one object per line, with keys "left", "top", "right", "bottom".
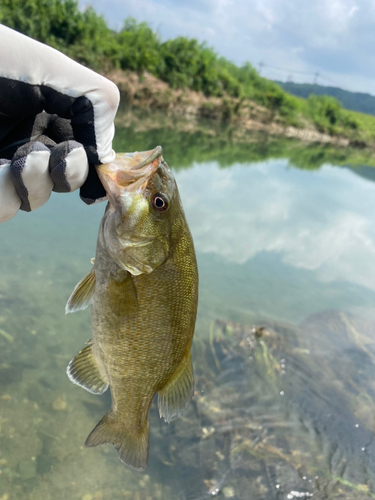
{"left": 313, "top": 71, "right": 319, "bottom": 85}
{"left": 258, "top": 61, "right": 264, "bottom": 76}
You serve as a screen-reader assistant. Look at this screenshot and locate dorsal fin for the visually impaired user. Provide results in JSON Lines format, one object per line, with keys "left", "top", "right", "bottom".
{"left": 65, "top": 268, "right": 96, "bottom": 314}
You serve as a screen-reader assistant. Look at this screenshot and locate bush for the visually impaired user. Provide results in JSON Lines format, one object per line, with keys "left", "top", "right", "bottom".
{"left": 217, "top": 59, "right": 242, "bottom": 98}
{"left": 306, "top": 95, "right": 359, "bottom": 133}
{"left": 116, "top": 18, "right": 162, "bottom": 74}
{"left": 158, "top": 38, "right": 221, "bottom": 95}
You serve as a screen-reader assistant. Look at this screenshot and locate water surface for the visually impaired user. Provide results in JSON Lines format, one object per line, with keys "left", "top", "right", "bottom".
{"left": 1, "top": 120, "right": 375, "bottom": 499}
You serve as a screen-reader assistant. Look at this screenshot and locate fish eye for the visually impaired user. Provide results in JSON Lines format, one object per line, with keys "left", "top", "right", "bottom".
{"left": 152, "top": 193, "right": 168, "bottom": 212}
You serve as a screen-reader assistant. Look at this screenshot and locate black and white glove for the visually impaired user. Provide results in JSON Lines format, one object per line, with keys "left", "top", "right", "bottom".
{"left": 0, "top": 24, "right": 120, "bottom": 223}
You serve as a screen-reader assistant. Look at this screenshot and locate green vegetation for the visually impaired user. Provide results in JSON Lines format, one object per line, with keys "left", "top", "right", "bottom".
{"left": 1, "top": 0, "right": 375, "bottom": 142}
{"left": 304, "top": 94, "right": 359, "bottom": 134}
{"left": 278, "top": 81, "right": 375, "bottom": 117}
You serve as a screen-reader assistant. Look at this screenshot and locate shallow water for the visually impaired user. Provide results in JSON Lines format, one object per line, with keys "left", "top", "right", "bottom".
{"left": 1, "top": 121, "right": 375, "bottom": 499}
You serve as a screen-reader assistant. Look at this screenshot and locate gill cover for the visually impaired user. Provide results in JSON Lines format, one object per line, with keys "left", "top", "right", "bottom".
{"left": 96, "top": 146, "right": 175, "bottom": 276}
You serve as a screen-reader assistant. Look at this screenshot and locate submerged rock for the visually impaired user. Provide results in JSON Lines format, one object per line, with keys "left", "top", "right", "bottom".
{"left": 18, "top": 458, "right": 37, "bottom": 481}
{"left": 52, "top": 395, "right": 67, "bottom": 411}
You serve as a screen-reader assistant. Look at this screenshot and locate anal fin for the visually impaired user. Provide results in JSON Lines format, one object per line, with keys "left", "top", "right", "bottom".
{"left": 66, "top": 268, "right": 96, "bottom": 314}
{"left": 158, "top": 350, "right": 194, "bottom": 423}
{"left": 67, "top": 343, "right": 109, "bottom": 395}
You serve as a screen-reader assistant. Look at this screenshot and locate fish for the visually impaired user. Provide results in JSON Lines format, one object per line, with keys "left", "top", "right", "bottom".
{"left": 65, "top": 146, "right": 198, "bottom": 471}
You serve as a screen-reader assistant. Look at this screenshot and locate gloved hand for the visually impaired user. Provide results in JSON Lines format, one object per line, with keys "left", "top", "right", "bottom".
{"left": 0, "top": 24, "right": 120, "bottom": 223}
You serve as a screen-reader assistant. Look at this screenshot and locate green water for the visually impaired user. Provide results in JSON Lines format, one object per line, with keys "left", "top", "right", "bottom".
{"left": 2, "top": 118, "right": 375, "bottom": 499}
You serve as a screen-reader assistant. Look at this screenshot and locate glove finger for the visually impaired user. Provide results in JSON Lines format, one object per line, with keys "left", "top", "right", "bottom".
{"left": 47, "top": 116, "right": 74, "bottom": 144}
{"left": 0, "top": 160, "right": 21, "bottom": 223}
{"left": 80, "top": 164, "right": 107, "bottom": 205}
{"left": 10, "top": 142, "right": 53, "bottom": 212}
{"left": 49, "top": 141, "right": 88, "bottom": 193}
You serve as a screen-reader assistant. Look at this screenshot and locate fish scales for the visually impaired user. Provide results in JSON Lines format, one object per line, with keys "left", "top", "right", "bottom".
{"left": 66, "top": 146, "right": 198, "bottom": 471}
{"left": 94, "top": 234, "right": 195, "bottom": 404}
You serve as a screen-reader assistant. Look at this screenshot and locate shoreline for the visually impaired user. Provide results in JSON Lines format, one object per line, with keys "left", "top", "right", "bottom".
{"left": 107, "top": 69, "right": 356, "bottom": 148}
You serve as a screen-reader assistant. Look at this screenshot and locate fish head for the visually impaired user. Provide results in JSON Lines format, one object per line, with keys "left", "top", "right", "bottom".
{"left": 96, "top": 146, "right": 180, "bottom": 275}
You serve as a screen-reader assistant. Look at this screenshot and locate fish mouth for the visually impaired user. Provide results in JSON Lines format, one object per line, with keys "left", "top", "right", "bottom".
{"left": 96, "top": 146, "right": 163, "bottom": 196}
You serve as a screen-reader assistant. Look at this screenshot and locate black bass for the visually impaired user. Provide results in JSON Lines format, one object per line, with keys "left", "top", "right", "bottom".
{"left": 66, "top": 146, "right": 198, "bottom": 471}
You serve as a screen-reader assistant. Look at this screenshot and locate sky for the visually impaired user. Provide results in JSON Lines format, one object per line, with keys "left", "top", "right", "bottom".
{"left": 79, "top": 0, "right": 375, "bottom": 96}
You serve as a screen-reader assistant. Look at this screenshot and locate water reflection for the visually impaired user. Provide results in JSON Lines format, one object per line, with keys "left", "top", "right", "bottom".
{"left": 177, "top": 159, "right": 375, "bottom": 325}
{"left": 180, "top": 160, "right": 375, "bottom": 286}
{"left": 1, "top": 119, "right": 375, "bottom": 499}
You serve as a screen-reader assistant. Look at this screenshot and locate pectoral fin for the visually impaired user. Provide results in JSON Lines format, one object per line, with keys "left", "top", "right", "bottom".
{"left": 107, "top": 271, "right": 138, "bottom": 317}
{"left": 66, "top": 343, "right": 109, "bottom": 395}
{"left": 158, "top": 351, "right": 194, "bottom": 423}
{"left": 65, "top": 269, "right": 96, "bottom": 314}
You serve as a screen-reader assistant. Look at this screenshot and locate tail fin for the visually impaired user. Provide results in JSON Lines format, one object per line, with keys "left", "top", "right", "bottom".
{"left": 85, "top": 412, "right": 149, "bottom": 471}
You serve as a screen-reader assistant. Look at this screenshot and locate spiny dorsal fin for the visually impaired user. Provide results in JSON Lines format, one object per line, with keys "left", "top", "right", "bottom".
{"left": 158, "top": 350, "right": 194, "bottom": 423}
{"left": 65, "top": 268, "right": 96, "bottom": 314}
{"left": 85, "top": 412, "right": 149, "bottom": 471}
{"left": 66, "top": 343, "right": 109, "bottom": 395}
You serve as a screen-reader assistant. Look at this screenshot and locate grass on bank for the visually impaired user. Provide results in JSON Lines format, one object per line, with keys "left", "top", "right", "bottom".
{"left": 1, "top": 0, "right": 375, "bottom": 143}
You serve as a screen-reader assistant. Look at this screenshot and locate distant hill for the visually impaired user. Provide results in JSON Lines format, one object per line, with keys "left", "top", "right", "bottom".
{"left": 276, "top": 81, "right": 375, "bottom": 116}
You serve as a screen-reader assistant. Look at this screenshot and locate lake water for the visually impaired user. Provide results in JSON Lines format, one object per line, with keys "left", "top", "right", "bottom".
{"left": 1, "top": 117, "right": 375, "bottom": 499}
